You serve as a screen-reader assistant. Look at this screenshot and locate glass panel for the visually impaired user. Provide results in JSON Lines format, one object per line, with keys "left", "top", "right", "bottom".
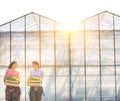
{"left": 115, "top": 30, "right": 120, "bottom": 65}
{"left": 86, "top": 31, "right": 99, "bottom": 65}
{"left": 56, "top": 31, "right": 69, "bottom": 65}
{"left": 100, "top": 13, "right": 114, "bottom": 65}
{"left": 101, "top": 76, "right": 115, "bottom": 100}
{"left": 86, "top": 76, "right": 101, "bottom": 101}
{"left": 0, "top": 23, "right": 10, "bottom": 66}
{"left": 85, "top": 16, "right": 99, "bottom": 65}
{"left": 0, "top": 66, "right": 7, "bottom": 101}
{"left": 71, "top": 76, "right": 85, "bottom": 101}
{"left": 114, "top": 15, "right": 120, "bottom": 30}
{"left": 41, "top": 17, "right": 54, "bottom": 65}
{"left": 11, "top": 17, "right": 25, "bottom": 64}
{"left": 101, "top": 66, "right": 115, "bottom": 100}
{"left": 114, "top": 16, "right": 120, "bottom": 65}
{"left": 86, "top": 66, "right": 100, "bottom": 76}
{"left": 100, "top": 12, "right": 113, "bottom": 30}
{"left": 71, "top": 30, "right": 84, "bottom": 65}
{"left": 86, "top": 66, "right": 100, "bottom": 100}
{"left": 56, "top": 67, "right": 69, "bottom": 76}
{"left": 41, "top": 67, "right": 55, "bottom": 100}
{"left": 115, "top": 30, "right": 120, "bottom": 66}
{"left": 26, "top": 13, "right": 39, "bottom": 31}
{"left": 42, "top": 67, "right": 55, "bottom": 76}
{"left": 44, "top": 76, "right": 55, "bottom": 101}
{"left": 101, "top": 66, "right": 115, "bottom": 76}
{"left": 72, "top": 66, "right": 84, "bottom": 76}
{"left": 116, "top": 66, "right": 120, "bottom": 101}
{"left": 56, "top": 67, "right": 70, "bottom": 101}
{"left": 100, "top": 30, "right": 114, "bottom": 65}
{"left": 71, "top": 66, "right": 85, "bottom": 101}
{"left": 85, "top": 16, "right": 98, "bottom": 30}
{"left": 11, "top": 32, "right": 25, "bottom": 64}
{"left": 56, "top": 76, "right": 70, "bottom": 101}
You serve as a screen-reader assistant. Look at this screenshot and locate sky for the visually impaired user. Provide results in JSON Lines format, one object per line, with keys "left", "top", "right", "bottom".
{"left": 0, "top": 0, "right": 120, "bottom": 25}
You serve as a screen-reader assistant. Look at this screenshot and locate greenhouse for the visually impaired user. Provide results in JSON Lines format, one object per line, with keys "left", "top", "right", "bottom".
{"left": 0, "top": 11, "right": 120, "bottom": 101}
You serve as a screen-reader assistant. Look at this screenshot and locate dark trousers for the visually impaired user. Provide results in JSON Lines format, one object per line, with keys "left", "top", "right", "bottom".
{"left": 30, "top": 87, "right": 42, "bottom": 101}
{"left": 5, "top": 86, "right": 21, "bottom": 101}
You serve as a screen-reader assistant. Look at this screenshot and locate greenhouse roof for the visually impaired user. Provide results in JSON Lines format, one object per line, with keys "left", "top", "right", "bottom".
{"left": 0, "top": 11, "right": 120, "bottom": 31}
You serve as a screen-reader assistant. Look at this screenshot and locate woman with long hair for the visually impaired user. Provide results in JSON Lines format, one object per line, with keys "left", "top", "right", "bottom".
{"left": 28, "top": 61, "right": 44, "bottom": 101}
{"left": 4, "top": 61, "right": 21, "bottom": 101}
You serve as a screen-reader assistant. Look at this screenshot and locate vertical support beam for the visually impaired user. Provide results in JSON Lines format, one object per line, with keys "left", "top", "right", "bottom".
{"left": 68, "top": 31, "right": 72, "bottom": 101}
{"left": 54, "top": 21, "right": 57, "bottom": 101}
{"left": 113, "top": 15, "right": 117, "bottom": 101}
{"left": 0, "top": 30, "right": 2, "bottom": 65}
{"left": 83, "top": 20, "right": 87, "bottom": 100}
{"left": 39, "top": 15, "right": 41, "bottom": 66}
{"left": 24, "top": 16, "right": 27, "bottom": 101}
{"left": 98, "top": 15, "right": 102, "bottom": 101}
{"left": 10, "top": 22, "right": 11, "bottom": 62}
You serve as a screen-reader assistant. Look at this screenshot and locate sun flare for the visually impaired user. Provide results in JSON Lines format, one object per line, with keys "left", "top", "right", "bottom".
{"left": 61, "top": 21, "right": 79, "bottom": 31}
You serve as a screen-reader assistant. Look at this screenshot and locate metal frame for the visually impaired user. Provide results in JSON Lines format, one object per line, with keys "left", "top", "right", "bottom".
{"left": 98, "top": 14, "right": 102, "bottom": 101}
{"left": 83, "top": 20, "right": 87, "bottom": 100}
{"left": 10, "top": 22, "right": 11, "bottom": 62}
{"left": 68, "top": 31, "right": 72, "bottom": 101}
{"left": 0, "top": 11, "right": 120, "bottom": 101}
{"left": 54, "top": 21, "right": 57, "bottom": 101}
{"left": 113, "top": 14, "right": 117, "bottom": 101}
{"left": 24, "top": 16, "right": 27, "bottom": 100}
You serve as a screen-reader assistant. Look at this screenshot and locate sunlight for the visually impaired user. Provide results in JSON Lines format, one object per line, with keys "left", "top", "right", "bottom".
{"left": 63, "top": 23, "right": 76, "bottom": 31}
{"left": 61, "top": 21, "right": 78, "bottom": 31}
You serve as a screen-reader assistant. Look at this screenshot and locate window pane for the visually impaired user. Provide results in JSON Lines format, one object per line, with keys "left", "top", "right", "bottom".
{"left": 0, "top": 24, "right": 10, "bottom": 65}
{"left": 71, "top": 76, "right": 85, "bottom": 101}
{"left": 100, "top": 31, "right": 114, "bottom": 65}
{"left": 0, "top": 66, "right": 7, "bottom": 101}
{"left": 71, "top": 31, "right": 84, "bottom": 65}
{"left": 72, "top": 66, "right": 84, "bottom": 76}
{"left": 44, "top": 76, "right": 55, "bottom": 101}
{"left": 86, "top": 31, "right": 99, "bottom": 65}
{"left": 86, "top": 66, "right": 100, "bottom": 100}
{"left": 56, "top": 76, "right": 70, "bottom": 101}
{"left": 41, "top": 17, "right": 54, "bottom": 65}
{"left": 116, "top": 66, "right": 120, "bottom": 101}
{"left": 56, "top": 67, "right": 69, "bottom": 76}
{"left": 101, "top": 66, "right": 115, "bottom": 100}
{"left": 11, "top": 17, "right": 25, "bottom": 64}
{"left": 101, "top": 76, "right": 115, "bottom": 100}
{"left": 115, "top": 16, "right": 120, "bottom": 65}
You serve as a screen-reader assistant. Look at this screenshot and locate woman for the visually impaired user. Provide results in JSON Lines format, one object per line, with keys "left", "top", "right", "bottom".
{"left": 4, "top": 61, "right": 21, "bottom": 101}
{"left": 29, "top": 61, "right": 44, "bottom": 101}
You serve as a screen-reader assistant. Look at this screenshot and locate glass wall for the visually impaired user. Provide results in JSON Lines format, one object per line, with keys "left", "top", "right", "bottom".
{"left": 0, "top": 11, "right": 120, "bottom": 101}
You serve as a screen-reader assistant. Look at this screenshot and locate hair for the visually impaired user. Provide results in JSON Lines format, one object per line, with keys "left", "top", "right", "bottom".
{"left": 8, "top": 61, "right": 17, "bottom": 69}
{"left": 32, "top": 61, "right": 40, "bottom": 68}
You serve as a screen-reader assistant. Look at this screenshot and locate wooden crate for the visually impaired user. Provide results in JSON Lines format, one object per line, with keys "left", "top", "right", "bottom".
{"left": 27, "top": 80, "right": 41, "bottom": 86}
{"left": 4, "top": 82, "right": 19, "bottom": 87}
{"left": 4, "top": 80, "right": 19, "bottom": 87}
